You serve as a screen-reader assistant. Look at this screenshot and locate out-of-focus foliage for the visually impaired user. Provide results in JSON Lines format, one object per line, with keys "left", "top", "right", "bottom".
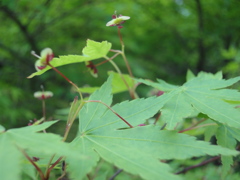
{"left": 0, "top": 0, "right": 240, "bottom": 127}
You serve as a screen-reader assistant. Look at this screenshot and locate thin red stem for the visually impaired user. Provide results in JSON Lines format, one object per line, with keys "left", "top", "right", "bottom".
{"left": 42, "top": 100, "right": 46, "bottom": 119}
{"left": 118, "top": 27, "right": 124, "bottom": 46}
{"left": 85, "top": 100, "right": 133, "bottom": 128}
{"left": 45, "top": 157, "right": 63, "bottom": 180}
{"left": 95, "top": 52, "right": 121, "bottom": 67}
{"left": 117, "top": 28, "right": 134, "bottom": 79}
{"left": 19, "top": 148, "right": 45, "bottom": 180}
{"left": 47, "top": 62, "right": 83, "bottom": 100}
{"left": 40, "top": 85, "right": 46, "bottom": 121}
{"left": 178, "top": 118, "right": 207, "bottom": 133}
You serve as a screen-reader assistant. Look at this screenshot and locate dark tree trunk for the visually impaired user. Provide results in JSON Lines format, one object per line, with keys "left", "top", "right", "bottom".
{"left": 195, "top": 0, "right": 206, "bottom": 72}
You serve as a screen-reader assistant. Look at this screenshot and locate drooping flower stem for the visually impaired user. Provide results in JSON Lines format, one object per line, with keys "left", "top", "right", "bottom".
{"left": 104, "top": 55, "right": 135, "bottom": 99}
{"left": 46, "top": 62, "right": 83, "bottom": 101}
{"left": 118, "top": 27, "right": 124, "bottom": 47}
{"left": 86, "top": 100, "right": 133, "bottom": 128}
{"left": 117, "top": 28, "right": 134, "bottom": 79}
{"left": 40, "top": 85, "right": 46, "bottom": 121}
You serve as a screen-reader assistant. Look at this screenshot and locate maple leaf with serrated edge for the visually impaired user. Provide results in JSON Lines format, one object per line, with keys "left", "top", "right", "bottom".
{"left": 0, "top": 121, "right": 87, "bottom": 180}
{"left": 66, "top": 75, "right": 239, "bottom": 180}
{"left": 28, "top": 40, "right": 111, "bottom": 78}
{"left": 216, "top": 125, "right": 237, "bottom": 178}
{"left": 137, "top": 71, "right": 240, "bottom": 129}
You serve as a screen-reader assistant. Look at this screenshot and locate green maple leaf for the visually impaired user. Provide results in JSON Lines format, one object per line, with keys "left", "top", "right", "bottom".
{"left": 216, "top": 125, "right": 237, "bottom": 178}
{"left": 28, "top": 40, "right": 111, "bottom": 78}
{"left": 0, "top": 121, "right": 87, "bottom": 180}
{"left": 137, "top": 71, "right": 240, "bottom": 129}
{"left": 67, "top": 76, "right": 238, "bottom": 180}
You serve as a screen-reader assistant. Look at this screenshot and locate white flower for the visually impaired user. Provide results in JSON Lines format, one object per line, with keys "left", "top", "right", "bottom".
{"left": 106, "top": 15, "right": 130, "bottom": 28}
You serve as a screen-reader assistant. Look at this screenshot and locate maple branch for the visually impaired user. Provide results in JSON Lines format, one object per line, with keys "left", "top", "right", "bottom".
{"left": 44, "top": 154, "right": 55, "bottom": 176}
{"left": 160, "top": 123, "right": 167, "bottom": 130}
{"left": 45, "top": 156, "right": 63, "bottom": 180}
{"left": 85, "top": 100, "right": 133, "bottom": 128}
{"left": 18, "top": 147, "right": 45, "bottom": 180}
{"left": 154, "top": 112, "right": 161, "bottom": 125}
{"left": 175, "top": 156, "right": 220, "bottom": 174}
{"left": 178, "top": 118, "right": 208, "bottom": 133}
{"left": 109, "top": 169, "right": 123, "bottom": 180}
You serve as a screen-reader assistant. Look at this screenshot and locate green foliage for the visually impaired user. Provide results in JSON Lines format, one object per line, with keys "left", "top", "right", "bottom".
{"left": 0, "top": 121, "right": 87, "bottom": 180}
{"left": 66, "top": 76, "right": 238, "bottom": 180}
{"left": 80, "top": 71, "right": 135, "bottom": 94}
{"left": 216, "top": 125, "right": 237, "bottom": 178}
{"left": 137, "top": 71, "right": 240, "bottom": 129}
{"left": 1, "top": 37, "right": 240, "bottom": 179}
{"left": 1, "top": 2, "right": 240, "bottom": 179}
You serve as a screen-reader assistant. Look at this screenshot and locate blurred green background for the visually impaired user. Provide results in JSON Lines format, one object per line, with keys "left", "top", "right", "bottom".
{"left": 0, "top": 0, "right": 240, "bottom": 129}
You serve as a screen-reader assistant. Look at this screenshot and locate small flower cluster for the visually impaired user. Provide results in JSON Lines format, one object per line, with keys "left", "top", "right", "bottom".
{"left": 106, "top": 13, "right": 130, "bottom": 28}
{"left": 34, "top": 91, "right": 53, "bottom": 100}
{"left": 32, "top": 48, "right": 54, "bottom": 71}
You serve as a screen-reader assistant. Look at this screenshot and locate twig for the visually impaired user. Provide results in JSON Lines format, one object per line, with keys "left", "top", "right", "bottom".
{"left": 18, "top": 147, "right": 45, "bottom": 180}
{"left": 178, "top": 118, "right": 208, "bottom": 133}
{"left": 86, "top": 100, "right": 133, "bottom": 128}
{"left": 154, "top": 112, "right": 161, "bottom": 125}
{"left": 45, "top": 157, "right": 63, "bottom": 180}
{"left": 175, "top": 156, "right": 220, "bottom": 174}
{"left": 109, "top": 169, "right": 123, "bottom": 180}
{"left": 95, "top": 52, "right": 121, "bottom": 67}
{"left": 160, "top": 123, "right": 167, "bottom": 130}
